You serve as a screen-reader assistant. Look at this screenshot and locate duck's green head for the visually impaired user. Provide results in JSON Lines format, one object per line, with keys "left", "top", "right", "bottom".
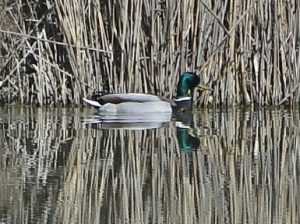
{"left": 177, "top": 72, "right": 200, "bottom": 97}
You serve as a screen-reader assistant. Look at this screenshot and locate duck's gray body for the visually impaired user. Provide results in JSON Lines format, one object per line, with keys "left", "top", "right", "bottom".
{"left": 83, "top": 93, "right": 174, "bottom": 114}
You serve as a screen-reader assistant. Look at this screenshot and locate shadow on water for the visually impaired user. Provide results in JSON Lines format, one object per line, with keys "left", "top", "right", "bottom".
{"left": 0, "top": 106, "right": 299, "bottom": 223}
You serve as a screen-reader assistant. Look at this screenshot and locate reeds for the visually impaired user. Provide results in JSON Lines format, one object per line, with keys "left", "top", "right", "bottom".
{"left": 0, "top": 0, "right": 299, "bottom": 106}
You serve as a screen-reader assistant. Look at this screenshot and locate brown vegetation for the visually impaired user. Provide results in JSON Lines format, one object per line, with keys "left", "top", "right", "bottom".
{"left": 0, "top": 0, "right": 299, "bottom": 107}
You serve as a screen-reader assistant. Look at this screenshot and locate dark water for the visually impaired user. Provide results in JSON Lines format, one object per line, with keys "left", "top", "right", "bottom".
{"left": 0, "top": 106, "right": 299, "bottom": 223}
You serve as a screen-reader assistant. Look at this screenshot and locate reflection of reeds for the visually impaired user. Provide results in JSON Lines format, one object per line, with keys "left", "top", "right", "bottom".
{"left": 0, "top": 107, "right": 299, "bottom": 223}
{"left": 0, "top": 1, "right": 299, "bottom": 106}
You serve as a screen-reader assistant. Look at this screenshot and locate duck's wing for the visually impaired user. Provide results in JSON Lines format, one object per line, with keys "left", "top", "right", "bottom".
{"left": 83, "top": 93, "right": 169, "bottom": 110}
{"left": 99, "top": 93, "right": 177, "bottom": 106}
{"left": 99, "top": 93, "right": 163, "bottom": 104}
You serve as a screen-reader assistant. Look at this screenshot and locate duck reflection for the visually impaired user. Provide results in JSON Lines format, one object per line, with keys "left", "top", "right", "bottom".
{"left": 81, "top": 113, "right": 172, "bottom": 130}
{"left": 176, "top": 128, "right": 200, "bottom": 152}
{"left": 81, "top": 110, "right": 200, "bottom": 152}
{"left": 173, "top": 110, "right": 200, "bottom": 152}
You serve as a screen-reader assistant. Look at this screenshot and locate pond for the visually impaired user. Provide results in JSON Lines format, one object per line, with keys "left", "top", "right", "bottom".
{"left": 0, "top": 106, "right": 299, "bottom": 223}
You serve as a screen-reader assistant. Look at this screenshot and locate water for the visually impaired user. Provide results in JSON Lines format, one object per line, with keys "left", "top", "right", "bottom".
{"left": 0, "top": 106, "right": 299, "bottom": 223}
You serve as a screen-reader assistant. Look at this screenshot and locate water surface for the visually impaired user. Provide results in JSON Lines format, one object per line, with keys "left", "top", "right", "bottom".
{"left": 0, "top": 106, "right": 299, "bottom": 223}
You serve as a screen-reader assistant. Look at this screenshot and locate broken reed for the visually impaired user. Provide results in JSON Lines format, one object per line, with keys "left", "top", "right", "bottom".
{"left": 0, "top": 0, "right": 299, "bottom": 106}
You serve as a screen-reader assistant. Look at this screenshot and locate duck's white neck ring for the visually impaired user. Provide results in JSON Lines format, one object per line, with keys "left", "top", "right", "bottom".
{"left": 175, "top": 121, "right": 190, "bottom": 129}
{"left": 174, "top": 97, "right": 191, "bottom": 102}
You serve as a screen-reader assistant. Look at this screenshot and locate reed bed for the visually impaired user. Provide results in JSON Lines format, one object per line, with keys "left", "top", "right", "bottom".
{"left": 0, "top": 107, "right": 299, "bottom": 223}
{"left": 0, "top": 0, "right": 299, "bottom": 106}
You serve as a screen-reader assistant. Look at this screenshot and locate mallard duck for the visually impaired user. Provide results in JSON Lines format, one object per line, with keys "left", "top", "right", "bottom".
{"left": 83, "top": 71, "right": 201, "bottom": 113}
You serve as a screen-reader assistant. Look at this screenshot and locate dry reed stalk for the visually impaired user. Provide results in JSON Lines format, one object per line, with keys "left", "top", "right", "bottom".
{"left": 0, "top": 0, "right": 299, "bottom": 107}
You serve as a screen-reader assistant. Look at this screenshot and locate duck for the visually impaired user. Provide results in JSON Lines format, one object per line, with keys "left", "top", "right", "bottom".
{"left": 82, "top": 71, "right": 202, "bottom": 114}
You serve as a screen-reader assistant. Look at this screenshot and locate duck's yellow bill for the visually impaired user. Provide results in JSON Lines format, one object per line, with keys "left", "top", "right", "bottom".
{"left": 198, "top": 84, "right": 213, "bottom": 91}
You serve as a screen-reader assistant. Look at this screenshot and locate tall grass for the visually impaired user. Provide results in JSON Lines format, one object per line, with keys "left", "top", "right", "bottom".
{"left": 0, "top": 0, "right": 299, "bottom": 106}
